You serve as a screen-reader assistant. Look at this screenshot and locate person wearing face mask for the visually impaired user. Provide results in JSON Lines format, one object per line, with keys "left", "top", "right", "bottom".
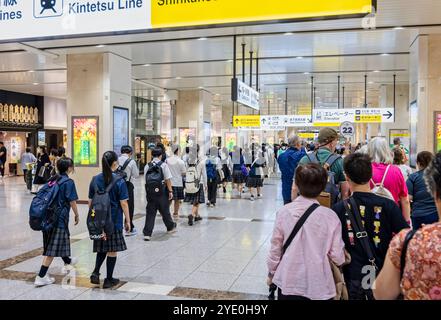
{"left": 296, "top": 128, "right": 349, "bottom": 203}
{"left": 88, "top": 151, "right": 131, "bottom": 289}
{"left": 34, "top": 157, "right": 80, "bottom": 287}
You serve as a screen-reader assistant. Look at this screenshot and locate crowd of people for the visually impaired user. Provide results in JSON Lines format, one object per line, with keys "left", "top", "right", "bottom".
{"left": 17, "top": 127, "right": 441, "bottom": 299}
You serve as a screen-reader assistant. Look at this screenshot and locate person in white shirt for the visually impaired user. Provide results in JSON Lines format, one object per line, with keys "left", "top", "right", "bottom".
{"left": 185, "top": 144, "right": 207, "bottom": 226}
{"left": 205, "top": 146, "right": 222, "bottom": 207}
{"left": 118, "top": 146, "right": 140, "bottom": 236}
{"left": 142, "top": 147, "right": 177, "bottom": 241}
{"left": 166, "top": 144, "right": 187, "bottom": 218}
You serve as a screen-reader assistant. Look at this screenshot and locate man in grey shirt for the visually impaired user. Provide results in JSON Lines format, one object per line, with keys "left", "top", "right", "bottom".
{"left": 118, "top": 145, "right": 139, "bottom": 236}
{"left": 21, "top": 147, "right": 37, "bottom": 183}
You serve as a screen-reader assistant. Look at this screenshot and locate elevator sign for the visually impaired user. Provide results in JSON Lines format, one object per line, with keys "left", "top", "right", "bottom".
{"left": 0, "top": 0, "right": 374, "bottom": 42}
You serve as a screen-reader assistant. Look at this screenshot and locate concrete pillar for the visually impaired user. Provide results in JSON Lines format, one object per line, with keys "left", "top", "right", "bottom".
{"left": 67, "top": 53, "right": 131, "bottom": 200}
{"left": 409, "top": 34, "right": 441, "bottom": 155}
{"left": 176, "top": 90, "right": 213, "bottom": 154}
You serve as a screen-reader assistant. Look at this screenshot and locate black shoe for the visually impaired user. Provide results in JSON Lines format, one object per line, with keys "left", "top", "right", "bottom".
{"left": 223, "top": 187, "right": 227, "bottom": 193}
{"left": 103, "top": 278, "right": 120, "bottom": 289}
{"left": 195, "top": 216, "right": 203, "bottom": 222}
{"left": 90, "top": 272, "right": 100, "bottom": 285}
{"left": 188, "top": 215, "right": 194, "bottom": 226}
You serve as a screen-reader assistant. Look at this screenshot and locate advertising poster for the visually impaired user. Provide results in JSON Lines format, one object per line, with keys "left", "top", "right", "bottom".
{"left": 113, "top": 107, "right": 129, "bottom": 155}
{"left": 389, "top": 130, "right": 410, "bottom": 157}
{"left": 179, "top": 128, "right": 196, "bottom": 150}
{"left": 409, "top": 101, "right": 418, "bottom": 168}
{"left": 204, "top": 122, "right": 211, "bottom": 153}
{"left": 225, "top": 133, "right": 237, "bottom": 151}
{"left": 38, "top": 131, "right": 46, "bottom": 147}
{"left": 9, "top": 137, "right": 22, "bottom": 164}
{"left": 72, "top": 117, "right": 98, "bottom": 167}
{"left": 435, "top": 112, "right": 441, "bottom": 154}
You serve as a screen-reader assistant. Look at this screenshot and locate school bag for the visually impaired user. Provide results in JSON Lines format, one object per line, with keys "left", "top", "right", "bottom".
{"left": 29, "top": 175, "right": 70, "bottom": 232}
{"left": 206, "top": 159, "right": 217, "bottom": 181}
{"left": 306, "top": 151, "right": 341, "bottom": 208}
{"left": 145, "top": 161, "right": 165, "bottom": 199}
{"left": 371, "top": 165, "right": 395, "bottom": 201}
{"left": 87, "top": 176, "right": 120, "bottom": 240}
{"left": 185, "top": 161, "right": 201, "bottom": 194}
{"left": 116, "top": 158, "right": 132, "bottom": 181}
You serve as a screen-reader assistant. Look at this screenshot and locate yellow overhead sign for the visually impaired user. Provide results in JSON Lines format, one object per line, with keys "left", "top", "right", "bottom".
{"left": 298, "top": 133, "right": 316, "bottom": 139}
{"left": 355, "top": 115, "right": 382, "bottom": 123}
{"left": 152, "top": 0, "right": 374, "bottom": 29}
{"left": 233, "top": 115, "right": 261, "bottom": 128}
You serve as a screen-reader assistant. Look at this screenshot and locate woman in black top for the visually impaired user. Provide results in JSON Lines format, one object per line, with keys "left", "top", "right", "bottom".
{"left": 33, "top": 146, "right": 51, "bottom": 187}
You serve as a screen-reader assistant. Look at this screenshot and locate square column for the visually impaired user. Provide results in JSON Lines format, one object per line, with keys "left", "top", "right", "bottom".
{"left": 67, "top": 53, "right": 132, "bottom": 200}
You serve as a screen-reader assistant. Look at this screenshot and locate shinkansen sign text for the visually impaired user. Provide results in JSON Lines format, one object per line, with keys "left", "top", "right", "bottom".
{"left": 231, "top": 78, "right": 260, "bottom": 111}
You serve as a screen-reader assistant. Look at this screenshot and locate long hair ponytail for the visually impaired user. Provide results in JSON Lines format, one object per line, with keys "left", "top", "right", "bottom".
{"left": 102, "top": 151, "right": 118, "bottom": 185}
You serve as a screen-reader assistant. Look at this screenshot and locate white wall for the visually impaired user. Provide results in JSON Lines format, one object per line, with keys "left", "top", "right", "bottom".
{"left": 44, "top": 97, "right": 67, "bottom": 129}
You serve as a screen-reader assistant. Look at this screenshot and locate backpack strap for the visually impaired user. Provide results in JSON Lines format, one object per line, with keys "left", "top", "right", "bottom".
{"left": 324, "top": 154, "right": 341, "bottom": 169}
{"left": 380, "top": 165, "right": 392, "bottom": 188}
{"left": 400, "top": 229, "right": 417, "bottom": 280}
{"left": 121, "top": 158, "right": 132, "bottom": 172}
{"left": 306, "top": 151, "right": 319, "bottom": 164}
{"left": 282, "top": 203, "right": 320, "bottom": 256}
{"left": 105, "top": 175, "right": 121, "bottom": 194}
{"left": 343, "top": 198, "right": 378, "bottom": 270}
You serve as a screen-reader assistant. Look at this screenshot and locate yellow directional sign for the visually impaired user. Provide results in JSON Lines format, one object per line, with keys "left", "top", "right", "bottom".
{"left": 233, "top": 115, "right": 261, "bottom": 128}
{"left": 355, "top": 115, "right": 382, "bottom": 123}
{"left": 298, "top": 133, "right": 316, "bottom": 139}
{"left": 152, "top": 0, "right": 374, "bottom": 29}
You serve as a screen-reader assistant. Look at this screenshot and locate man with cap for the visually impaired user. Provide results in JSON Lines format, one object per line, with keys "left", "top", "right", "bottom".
{"left": 118, "top": 145, "right": 139, "bottom": 236}
{"left": 295, "top": 128, "right": 349, "bottom": 202}
{"left": 277, "top": 135, "right": 306, "bottom": 205}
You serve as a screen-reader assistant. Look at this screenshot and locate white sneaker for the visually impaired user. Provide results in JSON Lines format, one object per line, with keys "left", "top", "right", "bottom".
{"left": 144, "top": 236, "right": 151, "bottom": 241}
{"left": 125, "top": 228, "right": 138, "bottom": 237}
{"left": 61, "top": 257, "right": 78, "bottom": 274}
{"left": 34, "top": 274, "right": 55, "bottom": 287}
{"left": 250, "top": 196, "right": 255, "bottom": 202}
{"left": 257, "top": 194, "right": 263, "bottom": 199}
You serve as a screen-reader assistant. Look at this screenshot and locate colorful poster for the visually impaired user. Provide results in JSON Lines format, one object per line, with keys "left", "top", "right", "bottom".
{"left": 390, "top": 130, "right": 410, "bottom": 157}
{"left": 72, "top": 117, "right": 99, "bottom": 167}
{"left": 436, "top": 112, "right": 441, "bottom": 154}
{"left": 179, "top": 128, "right": 196, "bottom": 150}
{"left": 9, "top": 137, "right": 22, "bottom": 164}
{"left": 38, "top": 131, "right": 46, "bottom": 147}
{"left": 113, "top": 107, "right": 129, "bottom": 156}
{"left": 225, "top": 133, "right": 237, "bottom": 152}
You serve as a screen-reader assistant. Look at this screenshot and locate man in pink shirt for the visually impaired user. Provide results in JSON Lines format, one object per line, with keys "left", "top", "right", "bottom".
{"left": 267, "top": 163, "right": 345, "bottom": 300}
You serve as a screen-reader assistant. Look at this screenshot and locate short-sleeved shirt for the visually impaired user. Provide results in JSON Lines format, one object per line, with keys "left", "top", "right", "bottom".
{"left": 332, "top": 192, "right": 408, "bottom": 281}
{"left": 389, "top": 223, "right": 441, "bottom": 300}
{"left": 370, "top": 163, "right": 408, "bottom": 204}
{"left": 56, "top": 173, "right": 79, "bottom": 230}
{"left": 88, "top": 173, "right": 129, "bottom": 230}
{"left": 166, "top": 155, "right": 187, "bottom": 187}
{"left": 407, "top": 172, "right": 437, "bottom": 219}
{"left": 299, "top": 147, "right": 346, "bottom": 184}
{"left": 0, "top": 146, "right": 6, "bottom": 163}
{"left": 144, "top": 158, "right": 172, "bottom": 184}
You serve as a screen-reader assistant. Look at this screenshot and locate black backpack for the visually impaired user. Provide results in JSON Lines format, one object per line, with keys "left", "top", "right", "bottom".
{"left": 145, "top": 161, "right": 165, "bottom": 199}
{"left": 87, "top": 176, "right": 120, "bottom": 240}
{"left": 116, "top": 158, "right": 132, "bottom": 181}
{"left": 306, "top": 151, "right": 341, "bottom": 207}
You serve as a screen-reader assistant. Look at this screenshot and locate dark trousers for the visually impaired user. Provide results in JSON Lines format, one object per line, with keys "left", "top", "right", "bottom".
{"left": 277, "top": 288, "right": 310, "bottom": 300}
{"left": 143, "top": 194, "right": 175, "bottom": 237}
{"left": 23, "top": 169, "right": 28, "bottom": 183}
{"left": 0, "top": 162, "right": 4, "bottom": 177}
{"left": 126, "top": 181, "right": 135, "bottom": 231}
{"left": 347, "top": 279, "right": 375, "bottom": 300}
{"left": 207, "top": 179, "right": 218, "bottom": 204}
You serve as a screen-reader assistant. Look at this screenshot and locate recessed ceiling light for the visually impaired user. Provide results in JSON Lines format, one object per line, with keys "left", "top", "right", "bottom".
{"left": 226, "top": 60, "right": 233, "bottom": 62}
{"left": 175, "top": 77, "right": 182, "bottom": 79}
{"left": 28, "top": 70, "right": 35, "bottom": 73}
{"left": 394, "top": 27, "right": 405, "bottom": 30}
{"left": 296, "top": 56, "right": 304, "bottom": 59}
{"left": 33, "top": 82, "right": 39, "bottom": 85}
{"left": 284, "top": 32, "right": 294, "bottom": 36}
{"left": 143, "top": 63, "right": 151, "bottom": 66}
{"left": 198, "top": 86, "right": 204, "bottom": 89}
{"left": 368, "top": 81, "right": 374, "bottom": 84}
{"left": 381, "top": 53, "right": 390, "bottom": 56}
{"left": 198, "top": 37, "right": 208, "bottom": 41}
{"left": 304, "top": 72, "right": 310, "bottom": 75}
{"left": 95, "top": 45, "right": 105, "bottom": 48}
{"left": 373, "top": 70, "right": 381, "bottom": 73}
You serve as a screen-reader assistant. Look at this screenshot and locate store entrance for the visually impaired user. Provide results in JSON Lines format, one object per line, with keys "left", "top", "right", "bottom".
{"left": 135, "top": 135, "right": 162, "bottom": 173}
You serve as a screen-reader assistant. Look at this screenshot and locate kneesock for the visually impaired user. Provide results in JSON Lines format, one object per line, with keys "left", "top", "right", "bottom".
{"left": 93, "top": 252, "right": 107, "bottom": 274}
{"left": 106, "top": 256, "right": 117, "bottom": 280}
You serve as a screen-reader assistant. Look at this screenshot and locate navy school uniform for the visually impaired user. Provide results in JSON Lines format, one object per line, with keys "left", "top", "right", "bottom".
{"left": 43, "top": 173, "right": 79, "bottom": 257}
{"left": 88, "top": 173, "right": 129, "bottom": 253}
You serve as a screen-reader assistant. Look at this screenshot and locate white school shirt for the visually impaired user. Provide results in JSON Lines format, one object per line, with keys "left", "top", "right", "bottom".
{"left": 166, "top": 155, "right": 187, "bottom": 187}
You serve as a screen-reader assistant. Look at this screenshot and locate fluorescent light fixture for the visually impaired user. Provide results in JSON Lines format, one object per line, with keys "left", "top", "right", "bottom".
{"left": 296, "top": 56, "right": 304, "bottom": 59}
{"left": 373, "top": 70, "right": 381, "bottom": 73}
{"left": 143, "top": 63, "right": 151, "bottom": 66}
{"left": 198, "top": 86, "right": 204, "bottom": 89}
{"left": 368, "top": 81, "right": 374, "bottom": 84}
{"left": 32, "top": 82, "right": 39, "bottom": 85}
{"left": 175, "top": 77, "right": 182, "bottom": 79}
{"left": 95, "top": 45, "right": 105, "bottom": 48}
{"left": 226, "top": 60, "right": 233, "bottom": 62}
{"left": 198, "top": 37, "right": 208, "bottom": 40}
{"left": 394, "top": 26, "right": 405, "bottom": 30}
{"left": 381, "top": 53, "right": 390, "bottom": 56}
{"left": 304, "top": 72, "right": 310, "bottom": 75}
{"left": 284, "top": 32, "right": 294, "bottom": 36}
{"left": 28, "top": 70, "right": 35, "bottom": 73}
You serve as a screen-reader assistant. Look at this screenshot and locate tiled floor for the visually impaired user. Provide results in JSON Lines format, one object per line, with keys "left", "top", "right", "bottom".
{"left": 0, "top": 175, "right": 284, "bottom": 300}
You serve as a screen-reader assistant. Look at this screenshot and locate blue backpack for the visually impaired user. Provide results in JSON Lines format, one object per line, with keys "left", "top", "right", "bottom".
{"left": 206, "top": 159, "right": 217, "bottom": 180}
{"left": 29, "top": 176, "right": 70, "bottom": 232}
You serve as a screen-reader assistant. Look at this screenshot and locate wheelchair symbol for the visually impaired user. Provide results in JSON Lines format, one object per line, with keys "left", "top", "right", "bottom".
{"left": 40, "top": 0, "right": 57, "bottom": 14}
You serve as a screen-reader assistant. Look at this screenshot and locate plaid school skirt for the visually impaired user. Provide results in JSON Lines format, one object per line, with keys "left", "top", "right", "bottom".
{"left": 184, "top": 186, "right": 205, "bottom": 205}
{"left": 93, "top": 229, "right": 127, "bottom": 253}
{"left": 43, "top": 228, "right": 71, "bottom": 257}
{"left": 246, "top": 176, "right": 263, "bottom": 188}
{"left": 232, "top": 170, "right": 246, "bottom": 184}
{"left": 172, "top": 186, "right": 185, "bottom": 200}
